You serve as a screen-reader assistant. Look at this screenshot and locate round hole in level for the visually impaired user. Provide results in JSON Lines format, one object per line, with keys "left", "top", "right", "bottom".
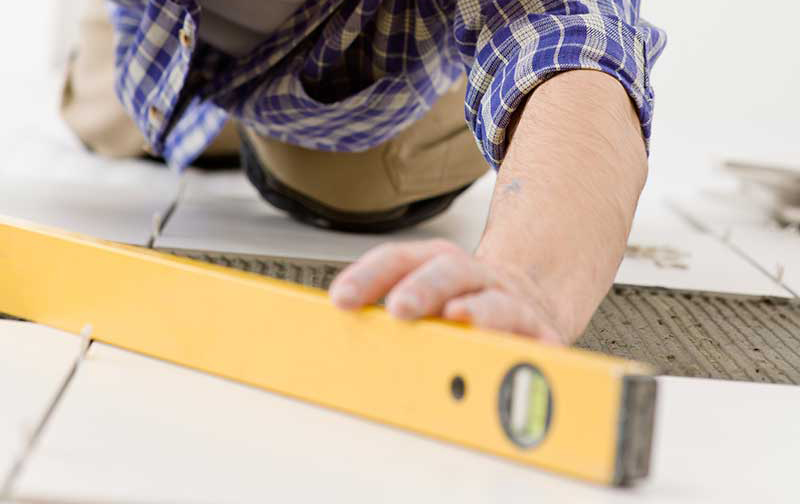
{"left": 450, "top": 375, "right": 466, "bottom": 400}
{"left": 498, "top": 363, "right": 553, "bottom": 449}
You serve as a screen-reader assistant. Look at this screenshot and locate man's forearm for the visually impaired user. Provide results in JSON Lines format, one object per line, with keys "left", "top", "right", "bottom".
{"left": 476, "top": 70, "right": 649, "bottom": 341}
{"left": 330, "top": 70, "right": 647, "bottom": 343}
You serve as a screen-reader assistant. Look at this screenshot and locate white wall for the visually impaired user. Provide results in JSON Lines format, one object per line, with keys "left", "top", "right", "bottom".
{"left": 0, "top": 2, "right": 69, "bottom": 132}
{"left": 640, "top": 1, "right": 800, "bottom": 193}
{"left": 1, "top": 1, "right": 797, "bottom": 191}
{"left": 643, "top": 0, "right": 800, "bottom": 129}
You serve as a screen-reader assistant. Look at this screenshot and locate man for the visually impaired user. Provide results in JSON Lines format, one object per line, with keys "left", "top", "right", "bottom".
{"left": 62, "top": 0, "right": 665, "bottom": 344}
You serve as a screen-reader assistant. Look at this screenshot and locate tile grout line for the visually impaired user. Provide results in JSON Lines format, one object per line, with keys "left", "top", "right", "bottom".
{"left": 666, "top": 200, "right": 800, "bottom": 299}
{"left": 0, "top": 327, "right": 93, "bottom": 499}
{"left": 146, "top": 172, "right": 187, "bottom": 249}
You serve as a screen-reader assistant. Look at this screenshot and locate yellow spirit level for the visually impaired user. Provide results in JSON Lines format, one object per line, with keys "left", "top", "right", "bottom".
{"left": 0, "top": 216, "right": 656, "bottom": 485}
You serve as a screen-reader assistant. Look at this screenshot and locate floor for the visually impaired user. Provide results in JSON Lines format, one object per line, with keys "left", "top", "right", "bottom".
{"left": 158, "top": 249, "right": 800, "bottom": 385}
{"left": 580, "top": 287, "right": 800, "bottom": 384}
{"left": 2, "top": 1, "right": 800, "bottom": 502}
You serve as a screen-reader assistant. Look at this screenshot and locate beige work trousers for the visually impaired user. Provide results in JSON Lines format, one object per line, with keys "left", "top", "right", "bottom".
{"left": 61, "top": 0, "right": 488, "bottom": 216}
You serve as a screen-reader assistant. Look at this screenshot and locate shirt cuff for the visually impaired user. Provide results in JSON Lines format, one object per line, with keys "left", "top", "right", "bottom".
{"left": 465, "top": 13, "right": 666, "bottom": 169}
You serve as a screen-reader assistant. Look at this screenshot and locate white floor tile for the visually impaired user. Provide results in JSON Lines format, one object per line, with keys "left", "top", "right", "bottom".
{"left": 617, "top": 198, "right": 789, "bottom": 297}
{"left": 673, "top": 194, "right": 800, "bottom": 296}
{"left": 156, "top": 169, "right": 495, "bottom": 261}
{"left": 12, "top": 342, "right": 800, "bottom": 503}
{"left": 0, "top": 136, "right": 179, "bottom": 246}
{"left": 0, "top": 322, "right": 81, "bottom": 481}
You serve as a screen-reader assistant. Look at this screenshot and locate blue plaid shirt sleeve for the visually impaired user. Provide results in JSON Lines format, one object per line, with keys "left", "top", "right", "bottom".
{"left": 108, "top": 0, "right": 229, "bottom": 166}
{"left": 107, "top": 0, "right": 664, "bottom": 170}
{"left": 455, "top": 0, "right": 667, "bottom": 167}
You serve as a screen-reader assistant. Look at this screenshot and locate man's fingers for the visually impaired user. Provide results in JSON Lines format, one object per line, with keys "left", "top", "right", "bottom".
{"left": 443, "top": 290, "right": 563, "bottom": 344}
{"left": 329, "top": 240, "right": 460, "bottom": 310}
{"left": 329, "top": 239, "right": 565, "bottom": 343}
{"left": 442, "top": 290, "right": 513, "bottom": 328}
{"left": 385, "top": 254, "right": 492, "bottom": 319}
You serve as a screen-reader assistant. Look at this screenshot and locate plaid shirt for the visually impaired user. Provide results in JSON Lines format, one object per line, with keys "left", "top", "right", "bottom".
{"left": 109, "top": 0, "right": 665, "bottom": 170}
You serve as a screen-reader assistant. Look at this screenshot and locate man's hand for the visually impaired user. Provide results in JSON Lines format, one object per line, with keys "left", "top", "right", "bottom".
{"left": 329, "top": 239, "right": 564, "bottom": 343}
{"left": 330, "top": 70, "right": 648, "bottom": 344}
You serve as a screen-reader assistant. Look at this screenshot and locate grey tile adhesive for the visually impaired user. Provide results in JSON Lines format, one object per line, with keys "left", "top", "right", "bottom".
{"left": 582, "top": 286, "right": 800, "bottom": 384}
{"left": 171, "top": 249, "right": 800, "bottom": 385}
{"left": 5, "top": 249, "right": 800, "bottom": 385}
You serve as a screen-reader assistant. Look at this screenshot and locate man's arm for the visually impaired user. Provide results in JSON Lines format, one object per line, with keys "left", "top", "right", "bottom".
{"left": 473, "top": 69, "right": 647, "bottom": 340}
{"left": 329, "top": 69, "right": 647, "bottom": 344}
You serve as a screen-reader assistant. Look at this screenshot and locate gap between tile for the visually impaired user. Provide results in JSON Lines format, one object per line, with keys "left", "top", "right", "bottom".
{"left": 667, "top": 201, "right": 799, "bottom": 298}
{"left": 0, "top": 330, "right": 92, "bottom": 499}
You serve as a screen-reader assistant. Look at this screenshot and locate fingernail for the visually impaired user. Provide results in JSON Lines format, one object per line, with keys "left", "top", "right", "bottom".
{"left": 331, "top": 283, "right": 360, "bottom": 309}
{"left": 388, "top": 294, "right": 421, "bottom": 319}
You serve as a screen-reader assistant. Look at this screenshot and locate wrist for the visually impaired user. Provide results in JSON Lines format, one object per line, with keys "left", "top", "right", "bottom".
{"left": 473, "top": 249, "right": 596, "bottom": 342}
